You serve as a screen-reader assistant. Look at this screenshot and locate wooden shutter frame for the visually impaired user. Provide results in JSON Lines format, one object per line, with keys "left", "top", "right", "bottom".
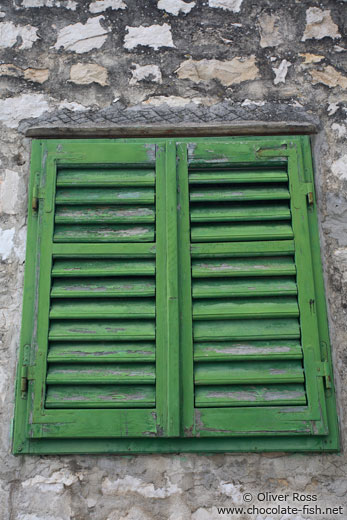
{"left": 12, "top": 136, "right": 340, "bottom": 454}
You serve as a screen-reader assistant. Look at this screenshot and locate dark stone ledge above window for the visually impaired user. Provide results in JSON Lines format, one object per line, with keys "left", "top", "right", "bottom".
{"left": 20, "top": 100, "right": 319, "bottom": 138}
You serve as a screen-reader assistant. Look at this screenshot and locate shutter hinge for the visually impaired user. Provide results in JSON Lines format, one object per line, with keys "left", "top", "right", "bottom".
{"left": 304, "top": 182, "right": 314, "bottom": 206}
{"left": 20, "top": 345, "right": 35, "bottom": 398}
{"left": 32, "top": 173, "right": 44, "bottom": 213}
{"left": 316, "top": 361, "right": 332, "bottom": 389}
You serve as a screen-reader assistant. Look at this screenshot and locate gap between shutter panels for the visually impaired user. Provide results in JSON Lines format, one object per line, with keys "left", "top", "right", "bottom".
{"left": 188, "top": 165, "right": 307, "bottom": 408}
{"left": 46, "top": 165, "right": 157, "bottom": 409}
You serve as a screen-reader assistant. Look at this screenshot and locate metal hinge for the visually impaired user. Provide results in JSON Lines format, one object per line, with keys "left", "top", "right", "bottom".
{"left": 316, "top": 361, "right": 332, "bottom": 389}
{"left": 32, "top": 173, "right": 44, "bottom": 212}
{"left": 304, "top": 182, "right": 314, "bottom": 206}
{"left": 20, "top": 344, "right": 35, "bottom": 398}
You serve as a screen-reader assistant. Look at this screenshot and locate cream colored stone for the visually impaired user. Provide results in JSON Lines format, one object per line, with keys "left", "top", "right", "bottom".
{"left": 0, "top": 21, "right": 39, "bottom": 49}
{"left": 130, "top": 64, "right": 162, "bottom": 85}
{"left": 272, "top": 59, "right": 291, "bottom": 85}
{"left": 259, "top": 14, "right": 283, "bottom": 48}
{"left": 58, "top": 100, "right": 89, "bottom": 111}
{"left": 89, "top": 0, "right": 126, "bottom": 13}
{"left": 53, "top": 16, "right": 109, "bottom": 53}
{"left": 0, "top": 228, "right": 15, "bottom": 261}
{"left": 299, "top": 53, "right": 325, "bottom": 65}
{"left": 144, "top": 95, "right": 217, "bottom": 106}
{"left": 302, "top": 7, "right": 341, "bottom": 41}
{"left": 176, "top": 56, "right": 259, "bottom": 86}
{"left": 102, "top": 476, "right": 181, "bottom": 498}
{"left": 0, "top": 93, "right": 51, "bottom": 128}
{"left": 19, "top": 0, "right": 77, "bottom": 8}
{"left": 70, "top": 63, "right": 108, "bottom": 86}
{"left": 331, "top": 155, "right": 347, "bottom": 180}
{"left": 22, "top": 469, "right": 79, "bottom": 493}
{"left": 157, "top": 0, "right": 196, "bottom": 16}
{"left": 310, "top": 66, "right": 347, "bottom": 89}
{"left": 24, "top": 68, "right": 49, "bottom": 83}
{"left": 332, "top": 123, "right": 347, "bottom": 138}
{"left": 208, "top": 0, "right": 243, "bottom": 12}
{"left": 124, "top": 24, "right": 175, "bottom": 50}
{"left": 0, "top": 64, "right": 49, "bottom": 83}
{"left": 0, "top": 170, "right": 20, "bottom": 215}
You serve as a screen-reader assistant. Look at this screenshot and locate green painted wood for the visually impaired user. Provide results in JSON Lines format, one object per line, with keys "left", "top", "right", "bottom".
{"left": 52, "top": 243, "right": 156, "bottom": 257}
{"left": 57, "top": 168, "right": 155, "bottom": 187}
{"left": 193, "top": 318, "right": 300, "bottom": 341}
{"left": 49, "top": 320, "right": 156, "bottom": 341}
{"left": 194, "top": 340, "right": 302, "bottom": 361}
{"left": 193, "top": 297, "right": 299, "bottom": 320}
{"left": 50, "top": 299, "right": 155, "bottom": 319}
{"left": 13, "top": 136, "right": 340, "bottom": 453}
{"left": 191, "top": 223, "right": 293, "bottom": 242}
{"left": 46, "top": 363, "right": 155, "bottom": 384}
{"left": 155, "top": 142, "right": 181, "bottom": 437}
{"left": 55, "top": 205, "right": 155, "bottom": 224}
{"left": 56, "top": 187, "right": 154, "bottom": 204}
{"left": 191, "top": 240, "right": 295, "bottom": 258}
{"left": 46, "top": 385, "right": 156, "bottom": 408}
{"left": 177, "top": 143, "right": 195, "bottom": 435}
{"left": 190, "top": 203, "right": 291, "bottom": 222}
{"left": 193, "top": 277, "right": 297, "bottom": 298}
{"left": 52, "top": 258, "right": 155, "bottom": 277}
{"left": 195, "top": 384, "right": 306, "bottom": 407}
{"left": 189, "top": 169, "right": 288, "bottom": 184}
{"left": 47, "top": 342, "right": 156, "bottom": 362}
{"left": 190, "top": 185, "right": 290, "bottom": 202}
{"left": 54, "top": 224, "right": 154, "bottom": 242}
{"left": 194, "top": 361, "right": 304, "bottom": 385}
{"left": 51, "top": 278, "right": 155, "bottom": 298}
{"left": 192, "top": 257, "right": 295, "bottom": 277}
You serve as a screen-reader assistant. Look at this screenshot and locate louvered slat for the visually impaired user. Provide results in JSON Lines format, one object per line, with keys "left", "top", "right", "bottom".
{"left": 190, "top": 185, "right": 290, "bottom": 202}
{"left": 54, "top": 224, "right": 154, "bottom": 242}
{"left": 51, "top": 278, "right": 155, "bottom": 297}
{"left": 55, "top": 205, "right": 155, "bottom": 224}
{"left": 46, "top": 385, "right": 155, "bottom": 408}
{"left": 57, "top": 168, "right": 155, "bottom": 187}
{"left": 48, "top": 342, "right": 156, "bottom": 362}
{"left": 47, "top": 363, "right": 155, "bottom": 384}
{"left": 56, "top": 187, "right": 154, "bottom": 204}
{"left": 194, "top": 319, "right": 301, "bottom": 341}
{"left": 52, "top": 259, "right": 155, "bottom": 277}
{"left": 194, "top": 341, "right": 302, "bottom": 361}
{"left": 195, "top": 384, "right": 306, "bottom": 407}
{"left": 50, "top": 299, "right": 155, "bottom": 319}
{"left": 192, "top": 257, "right": 296, "bottom": 277}
{"left": 49, "top": 320, "right": 156, "bottom": 341}
{"left": 193, "top": 297, "right": 299, "bottom": 320}
{"left": 193, "top": 277, "right": 297, "bottom": 298}
{"left": 190, "top": 202, "right": 291, "bottom": 222}
{"left": 191, "top": 223, "right": 293, "bottom": 242}
{"left": 189, "top": 169, "right": 288, "bottom": 184}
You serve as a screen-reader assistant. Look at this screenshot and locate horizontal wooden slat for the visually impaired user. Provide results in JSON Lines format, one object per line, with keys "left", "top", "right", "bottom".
{"left": 50, "top": 299, "right": 156, "bottom": 319}
{"left": 56, "top": 188, "right": 154, "bottom": 205}
{"left": 52, "top": 259, "right": 155, "bottom": 277}
{"left": 190, "top": 203, "right": 290, "bottom": 222}
{"left": 189, "top": 170, "right": 288, "bottom": 184}
{"left": 194, "top": 341, "right": 302, "bottom": 361}
{"left": 192, "top": 257, "right": 295, "bottom": 278}
{"left": 46, "top": 363, "right": 155, "bottom": 384}
{"left": 195, "top": 384, "right": 306, "bottom": 407}
{"left": 190, "top": 240, "right": 294, "bottom": 258}
{"left": 55, "top": 205, "right": 155, "bottom": 224}
{"left": 46, "top": 385, "right": 155, "bottom": 408}
{"left": 191, "top": 223, "right": 293, "bottom": 242}
{"left": 49, "top": 320, "right": 156, "bottom": 341}
{"left": 48, "top": 342, "right": 156, "bottom": 362}
{"left": 194, "top": 319, "right": 300, "bottom": 341}
{"left": 194, "top": 361, "right": 304, "bottom": 385}
{"left": 54, "top": 224, "right": 154, "bottom": 243}
{"left": 51, "top": 278, "right": 155, "bottom": 298}
{"left": 57, "top": 168, "right": 155, "bottom": 187}
{"left": 52, "top": 243, "right": 156, "bottom": 257}
{"left": 193, "top": 297, "right": 299, "bottom": 320}
{"left": 190, "top": 185, "right": 290, "bottom": 202}
{"left": 193, "top": 277, "right": 297, "bottom": 298}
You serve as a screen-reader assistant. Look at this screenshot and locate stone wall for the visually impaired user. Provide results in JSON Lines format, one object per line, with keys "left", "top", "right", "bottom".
{"left": 0, "top": 0, "right": 347, "bottom": 519}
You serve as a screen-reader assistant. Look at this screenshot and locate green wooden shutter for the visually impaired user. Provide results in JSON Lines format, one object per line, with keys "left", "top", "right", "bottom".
{"left": 177, "top": 138, "right": 338, "bottom": 442}
{"left": 13, "top": 137, "right": 339, "bottom": 454}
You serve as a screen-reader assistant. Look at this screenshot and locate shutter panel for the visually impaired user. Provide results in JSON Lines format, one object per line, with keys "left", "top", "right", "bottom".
{"left": 178, "top": 139, "right": 334, "bottom": 438}
{"left": 13, "top": 137, "right": 339, "bottom": 453}
{"left": 14, "top": 141, "right": 180, "bottom": 446}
